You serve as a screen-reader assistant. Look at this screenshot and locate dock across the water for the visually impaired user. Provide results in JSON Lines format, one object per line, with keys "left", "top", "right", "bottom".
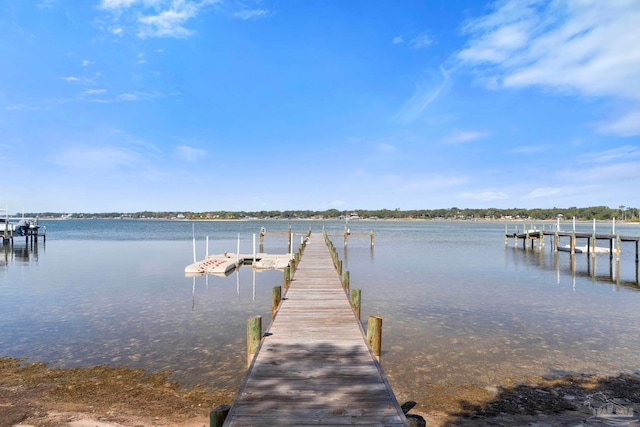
{"left": 505, "top": 221, "right": 639, "bottom": 262}
{"left": 218, "top": 231, "right": 409, "bottom": 426}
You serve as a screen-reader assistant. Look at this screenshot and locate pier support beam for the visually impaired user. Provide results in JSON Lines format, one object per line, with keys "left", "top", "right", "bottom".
{"left": 210, "top": 405, "right": 230, "bottom": 427}
{"left": 351, "top": 289, "right": 361, "bottom": 320}
{"left": 272, "top": 286, "right": 281, "bottom": 319}
{"left": 247, "top": 316, "right": 262, "bottom": 367}
{"left": 367, "top": 316, "right": 382, "bottom": 361}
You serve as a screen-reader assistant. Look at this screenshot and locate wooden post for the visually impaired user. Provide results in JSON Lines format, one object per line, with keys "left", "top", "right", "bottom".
{"left": 272, "top": 286, "right": 281, "bottom": 319}
{"left": 342, "top": 270, "right": 350, "bottom": 293}
{"left": 287, "top": 224, "right": 292, "bottom": 254}
{"left": 283, "top": 266, "right": 290, "bottom": 290}
{"left": 609, "top": 238, "right": 614, "bottom": 261}
{"left": 367, "top": 316, "right": 382, "bottom": 360}
{"left": 570, "top": 231, "right": 576, "bottom": 256}
{"left": 247, "top": 315, "right": 262, "bottom": 367}
{"left": 616, "top": 234, "right": 621, "bottom": 261}
{"left": 351, "top": 288, "right": 361, "bottom": 319}
{"left": 505, "top": 223, "right": 508, "bottom": 246}
{"left": 210, "top": 404, "right": 230, "bottom": 427}
{"left": 592, "top": 231, "right": 596, "bottom": 258}
{"left": 337, "top": 259, "right": 342, "bottom": 275}
{"left": 406, "top": 414, "right": 427, "bottom": 427}
{"left": 370, "top": 231, "right": 375, "bottom": 248}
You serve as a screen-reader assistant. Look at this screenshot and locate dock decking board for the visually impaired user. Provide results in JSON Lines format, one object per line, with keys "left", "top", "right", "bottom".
{"left": 223, "top": 233, "right": 408, "bottom": 427}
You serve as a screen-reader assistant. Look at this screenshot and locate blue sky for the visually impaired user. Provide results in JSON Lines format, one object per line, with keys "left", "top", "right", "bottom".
{"left": 2, "top": 0, "right": 639, "bottom": 213}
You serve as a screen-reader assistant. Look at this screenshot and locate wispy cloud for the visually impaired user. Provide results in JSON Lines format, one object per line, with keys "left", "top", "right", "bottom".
{"left": 409, "top": 34, "right": 433, "bottom": 49}
{"left": 99, "top": 0, "right": 219, "bottom": 39}
{"left": 87, "top": 91, "right": 162, "bottom": 103}
{"left": 82, "top": 88, "right": 107, "bottom": 96}
{"left": 394, "top": 66, "right": 450, "bottom": 123}
{"left": 174, "top": 145, "right": 206, "bottom": 162}
{"left": 457, "top": 0, "right": 640, "bottom": 136}
{"left": 507, "top": 144, "right": 551, "bottom": 154}
{"left": 443, "top": 129, "right": 488, "bottom": 145}
{"left": 523, "top": 187, "right": 562, "bottom": 200}
{"left": 378, "top": 143, "right": 397, "bottom": 153}
{"left": 392, "top": 36, "right": 403, "bottom": 45}
{"left": 60, "top": 76, "right": 80, "bottom": 82}
{"left": 580, "top": 145, "right": 640, "bottom": 164}
{"left": 233, "top": 9, "right": 269, "bottom": 20}
{"left": 597, "top": 109, "right": 640, "bottom": 137}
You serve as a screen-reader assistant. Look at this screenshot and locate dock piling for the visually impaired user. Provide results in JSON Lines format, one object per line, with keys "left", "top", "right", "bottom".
{"left": 351, "top": 288, "right": 361, "bottom": 319}
{"left": 367, "top": 315, "right": 382, "bottom": 361}
{"left": 342, "top": 270, "right": 349, "bottom": 293}
{"left": 272, "top": 286, "right": 281, "bottom": 319}
{"left": 210, "top": 405, "right": 230, "bottom": 427}
{"left": 247, "top": 316, "right": 262, "bottom": 367}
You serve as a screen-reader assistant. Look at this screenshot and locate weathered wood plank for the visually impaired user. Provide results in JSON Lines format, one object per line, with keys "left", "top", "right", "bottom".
{"left": 223, "top": 232, "right": 407, "bottom": 427}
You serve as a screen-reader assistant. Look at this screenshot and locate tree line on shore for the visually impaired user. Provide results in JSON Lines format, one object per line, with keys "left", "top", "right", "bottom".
{"left": 26, "top": 205, "right": 639, "bottom": 221}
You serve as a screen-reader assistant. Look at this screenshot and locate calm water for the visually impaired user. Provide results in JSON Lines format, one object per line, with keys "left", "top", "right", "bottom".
{"left": 2, "top": 219, "right": 640, "bottom": 398}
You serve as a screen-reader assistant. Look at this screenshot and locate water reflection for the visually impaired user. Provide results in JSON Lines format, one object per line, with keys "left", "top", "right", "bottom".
{"left": 505, "top": 244, "right": 640, "bottom": 291}
{"left": 0, "top": 240, "right": 42, "bottom": 266}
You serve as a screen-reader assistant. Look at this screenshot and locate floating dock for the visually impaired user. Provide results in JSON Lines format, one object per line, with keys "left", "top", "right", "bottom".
{"left": 184, "top": 253, "right": 293, "bottom": 275}
{"left": 221, "top": 232, "right": 408, "bottom": 426}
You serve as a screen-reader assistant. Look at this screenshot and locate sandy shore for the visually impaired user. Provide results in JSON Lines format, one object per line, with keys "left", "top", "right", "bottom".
{"left": 2, "top": 357, "right": 639, "bottom": 427}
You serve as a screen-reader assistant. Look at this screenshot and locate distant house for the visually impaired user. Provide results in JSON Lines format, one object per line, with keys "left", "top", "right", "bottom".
{"left": 348, "top": 212, "right": 360, "bottom": 220}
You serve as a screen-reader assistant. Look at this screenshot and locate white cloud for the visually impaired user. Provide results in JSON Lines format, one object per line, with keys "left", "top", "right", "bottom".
{"left": 524, "top": 187, "right": 562, "bottom": 199}
{"left": 60, "top": 76, "right": 80, "bottom": 82}
{"left": 233, "top": 9, "right": 268, "bottom": 20}
{"left": 99, "top": 0, "right": 138, "bottom": 9}
{"left": 443, "top": 129, "right": 488, "bottom": 144}
{"left": 597, "top": 109, "right": 640, "bottom": 137}
{"left": 82, "top": 89, "right": 107, "bottom": 96}
{"left": 409, "top": 34, "right": 433, "bottom": 49}
{"left": 99, "top": 0, "right": 218, "bottom": 39}
{"left": 81, "top": 59, "right": 94, "bottom": 67}
{"left": 138, "top": 7, "right": 196, "bottom": 38}
{"left": 392, "top": 36, "right": 403, "bottom": 45}
{"left": 394, "top": 66, "right": 450, "bottom": 123}
{"left": 118, "top": 93, "right": 139, "bottom": 101}
{"left": 580, "top": 145, "right": 640, "bottom": 164}
{"left": 457, "top": 0, "right": 640, "bottom": 136}
{"left": 174, "top": 145, "right": 206, "bottom": 161}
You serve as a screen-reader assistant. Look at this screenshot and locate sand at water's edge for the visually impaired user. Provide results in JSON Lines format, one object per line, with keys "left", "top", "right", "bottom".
{"left": 2, "top": 357, "right": 640, "bottom": 427}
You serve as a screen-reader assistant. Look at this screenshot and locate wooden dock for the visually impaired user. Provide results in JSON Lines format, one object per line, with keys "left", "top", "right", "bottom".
{"left": 222, "top": 232, "right": 408, "bottom": 426}
{"left": 506, "top": 226, "right": 639, "bottom": 261}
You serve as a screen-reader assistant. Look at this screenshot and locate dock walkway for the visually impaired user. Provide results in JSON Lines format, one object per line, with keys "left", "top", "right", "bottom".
{"left": 223, "top": 232, "right": 408, "bottom": 426}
